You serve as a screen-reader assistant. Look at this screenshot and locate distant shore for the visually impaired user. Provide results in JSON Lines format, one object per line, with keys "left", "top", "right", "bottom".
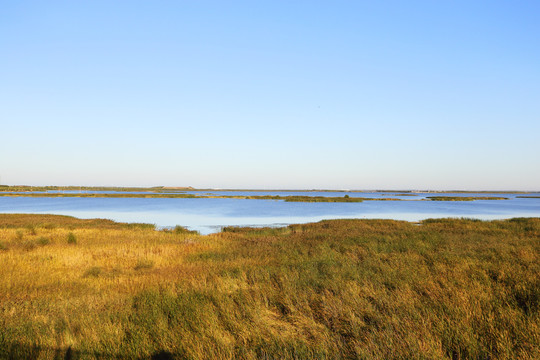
{"left": 0, "top": 191, "right": 514, "bottom": 202}
{"left": 0, "top": 185, "right": 537, "bottom": 194}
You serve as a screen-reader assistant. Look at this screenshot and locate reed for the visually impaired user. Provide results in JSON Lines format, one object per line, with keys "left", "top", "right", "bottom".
{"left": 0, "top": 214, "right": 538, "bottom": 359}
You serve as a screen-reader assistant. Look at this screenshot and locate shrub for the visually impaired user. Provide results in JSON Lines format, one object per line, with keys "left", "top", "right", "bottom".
{"left": 67, "top": 232, "right": 77, "bottom": 244}
{"left": 83, "top": 266, "right": 102, "bottom": 278}
{"left": 21, "top": 240, "right": 36, "bottom": 251}
{"left": 37, "top": 236, "right": 50, "bottom": 246}
{"left": 26, "top": 225, "right": 37, "bottom": 235}
{"left": 126, "top": 223, "right": 155, "bottom": 230}
{"left": 174, "top": 225, "right": 198, "bottom": 235}
{"left": 134, "top": 259, "right": 154, "bottom": 270}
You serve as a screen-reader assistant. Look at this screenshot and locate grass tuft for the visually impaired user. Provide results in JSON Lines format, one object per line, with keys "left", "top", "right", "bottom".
{"left": 83, "top": 266, "right": 102, "bottom": 278}
{"left": 26, "top": 225, "right": 37, "bottom": 235}
{"left": 174, "top": 225, "right": 198, "bottom": 235}
{"left": 15, "top": 230, "right": 24, "bottom": 241}
{"left": 36, "top": 236, "right": 51, "bottom": 246}
{"left": 41, "top": 223, "right": 57, "bottom": 230}
{"left": 67, "top": 232, "right": 77, "bottom": 244}
{"left": 134, "top": 259, "right": 154, "bottom": 271}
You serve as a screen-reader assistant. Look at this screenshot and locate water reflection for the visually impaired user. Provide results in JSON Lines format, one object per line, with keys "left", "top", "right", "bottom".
{"left": 0, "top": 195, "right": 538, "bottom": 234}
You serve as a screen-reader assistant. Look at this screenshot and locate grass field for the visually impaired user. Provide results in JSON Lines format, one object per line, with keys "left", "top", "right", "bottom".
{"left": 0, "top": 214, "right": 538, "bottom": 359}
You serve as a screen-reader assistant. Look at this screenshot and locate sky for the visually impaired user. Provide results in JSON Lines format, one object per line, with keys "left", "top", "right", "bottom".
{"left": 1, "top": 1, "right": 539, "bottom": 190}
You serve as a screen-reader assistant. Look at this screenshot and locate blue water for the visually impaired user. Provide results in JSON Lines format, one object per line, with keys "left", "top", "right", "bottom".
{"left": 184, "top": 190, "right": 534, "bottom": 201}
{"left": 0, "top": 192, "right": 539, "bottom": 234}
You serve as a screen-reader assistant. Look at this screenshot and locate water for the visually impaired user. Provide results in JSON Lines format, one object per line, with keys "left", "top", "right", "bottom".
{"left": 0, "top": 192, "right": 538, "bottom": 234}
{"left": 184, "top": 190, "right": 531, "bottom": 200}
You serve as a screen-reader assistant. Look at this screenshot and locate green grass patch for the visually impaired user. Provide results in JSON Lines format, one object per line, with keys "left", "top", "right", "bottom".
{"left": 83, "top": 266, "right": 102, "bottom": 278}
{"left": 134, "top": 259, "right": 154, "bottom": 271}
{"left": 67, "top": 232, "right": 77, "bottom": 244}
{"left": 36, "top": 236, "right": 51, "bottom": 246}
{"left": 173, "top": 225, "right": 198, "bottom": 235}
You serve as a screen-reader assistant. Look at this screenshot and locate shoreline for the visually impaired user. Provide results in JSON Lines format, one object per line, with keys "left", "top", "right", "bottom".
{"left": 1, "top": 185, "right": 538, "bottom": 194}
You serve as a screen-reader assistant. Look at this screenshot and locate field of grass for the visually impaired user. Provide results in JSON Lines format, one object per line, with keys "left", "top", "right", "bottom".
{"left": 0, "top": 214, "right": 539, "bottom": 359}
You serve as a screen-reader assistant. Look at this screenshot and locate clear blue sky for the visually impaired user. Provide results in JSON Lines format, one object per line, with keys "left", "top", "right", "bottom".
{"left": 1, "top": 1, "right": 539, "bottom": 190}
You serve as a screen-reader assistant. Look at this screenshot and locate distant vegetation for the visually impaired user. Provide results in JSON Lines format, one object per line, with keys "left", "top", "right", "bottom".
{"left": 385, "top": 193, "right": 418, "bottom": 196}
{"left": 427, "top": 196, "right": 509, "bottom": 201}
{"left": 0, "top": 214, "right": 538, "bottom": 359}
{"left": 277, "top": 195, "right": 400, "bottom": 202}
{"left": 0, "top": 186, "right": 535, "bottom": 204}
{"left": 0, "top": 192, "right": 198, "bottom": 199}
{"left": 0, "top": 192, "right": 403, "bottom": 202}
{"left": 0, "top": 185, "right": 170, "bottom": 192}
{"left": 1, "top": 192, "right": 516, "bottom": 202}
{"left": 245, "top": 195, "right": 364, "bottom": 202}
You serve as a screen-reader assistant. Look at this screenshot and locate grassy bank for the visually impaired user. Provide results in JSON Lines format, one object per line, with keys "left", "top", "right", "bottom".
{"left": 0, "top": 193, "right": 396, "bottom": 202}
{"left": 0, "top": 186, "right": 197, "bottom": 193}
{"left": 0, "top": 193, "right": 198, "bottom": 199}
{"left": 0, "top": 215, "right": 538, "bottom": 359}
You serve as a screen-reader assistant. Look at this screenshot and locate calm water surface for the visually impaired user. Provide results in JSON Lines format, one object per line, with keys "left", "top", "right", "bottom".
{"left": 0, "top": 192, "right": 538, "bottom": 234}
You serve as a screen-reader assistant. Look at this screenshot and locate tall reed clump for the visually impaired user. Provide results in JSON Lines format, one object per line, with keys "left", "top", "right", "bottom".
{"left": 0, "top": 214, "right": 538, "bottom": 359}
{"left": 67, "top": 232, "right": 77, "bottom": 244}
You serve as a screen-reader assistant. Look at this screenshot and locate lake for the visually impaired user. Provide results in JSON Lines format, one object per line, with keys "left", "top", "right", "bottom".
{"left": 0, "top": 191, "right": 539, "bottom": 234}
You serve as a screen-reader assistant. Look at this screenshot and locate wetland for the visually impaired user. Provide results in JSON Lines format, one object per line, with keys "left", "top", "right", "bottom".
{"left": 0, "top": 214, "right": 538, "bottom": 359}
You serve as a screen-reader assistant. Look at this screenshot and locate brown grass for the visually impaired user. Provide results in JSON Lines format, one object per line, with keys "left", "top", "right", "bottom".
{"left": 0, "top": 214, "right": 538, "bottom": 359}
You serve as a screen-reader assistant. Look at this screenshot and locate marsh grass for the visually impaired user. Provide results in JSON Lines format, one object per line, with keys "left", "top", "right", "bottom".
{"left": 67, "top": 232, "right": 77, "bottom": 244}
{"left": 0, "top": 193, "right": 198, "bottom": 199}
{"left": 427, "top": 196, "right": 509, "bottom": 201}
{"left": 0, "top": 185, "right": 181, "bottom": 193}
{"left": 174, "top": 225, "right": 199, "bottom": 235}
{"left": 36, "top": 236, "right": 51, "bottom": 246}
{"left": 83, "top": 266, "right": 103, "bottom": 278}
{"left": 0, "top": 191, "right": 518, "bottom": 203}
{"left": 15, "top": 229, "right": 24, "bottom": 241}
{"left": 0, "top": 214, "right": 538, "bottom": 359}
{"left": 134, "top": 259, "right": 155, "bottom": 270}
{"left": 245, "top": 195, "right": 404, "bottom": 202}
{"left": 0, "top": 192, "right": 399, "bottom": 202}
{"left": 26, "top": 225, "right": 37, "bottom": 235}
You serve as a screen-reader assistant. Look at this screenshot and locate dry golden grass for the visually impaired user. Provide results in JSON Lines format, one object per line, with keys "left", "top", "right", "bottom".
{"left": 0, "top": 215, "right": 538, "bottom": 359}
